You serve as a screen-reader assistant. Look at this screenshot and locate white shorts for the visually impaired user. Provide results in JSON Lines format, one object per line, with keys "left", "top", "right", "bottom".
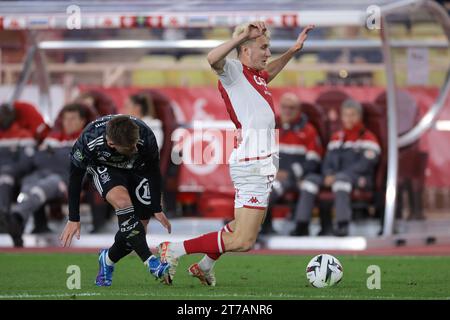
{"left": 229, "top": 155, "right": 278, "bottom": 210}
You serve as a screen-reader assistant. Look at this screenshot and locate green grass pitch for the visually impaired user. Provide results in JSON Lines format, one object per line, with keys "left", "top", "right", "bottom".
{"left": 0, "top": 253, "right": 449, "bottom": 300}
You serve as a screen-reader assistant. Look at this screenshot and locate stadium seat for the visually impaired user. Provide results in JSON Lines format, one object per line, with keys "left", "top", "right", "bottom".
{"left": 79, "top": 90, "right": 118, "bottom": 116}
{"left": 374, "top": 90, "right": 418, "bottom": 135}
{"left": 315, "top": 89, "right": 351, "bottom": 144}
{"left": 300, "top": 102, "right": 328, "bottom": 147}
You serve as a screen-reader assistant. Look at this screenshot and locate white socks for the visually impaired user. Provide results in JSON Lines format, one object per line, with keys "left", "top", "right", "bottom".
{"left": 198, "top": 255, "right": 216, "bottom": 272}
{"left": 105, "top": 251, "right": 115, "bottom": 266}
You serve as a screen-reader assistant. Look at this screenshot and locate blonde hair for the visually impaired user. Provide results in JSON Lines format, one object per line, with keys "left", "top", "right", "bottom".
{"left": 232, "top": 22, "right": 271, "bottom": 56}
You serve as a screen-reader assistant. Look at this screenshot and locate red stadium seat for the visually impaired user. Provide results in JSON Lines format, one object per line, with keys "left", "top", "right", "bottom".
{"left": 315, "top": 89, "right": 351, "bottom": 144}
{"left": 80, "top": 90, "right": 118, "bottom": 116}
{"left": 374, "top": 90, "right": 419, "bottom": 135}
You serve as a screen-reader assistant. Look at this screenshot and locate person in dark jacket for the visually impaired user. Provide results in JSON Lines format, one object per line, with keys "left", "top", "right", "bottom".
{"left": 291, "top": 99, "right": 380, "bottom": 236}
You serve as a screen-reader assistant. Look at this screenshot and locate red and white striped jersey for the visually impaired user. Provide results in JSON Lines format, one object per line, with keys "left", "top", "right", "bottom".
{"left": 218, "top": 59, "right": 277, "bottom": 162}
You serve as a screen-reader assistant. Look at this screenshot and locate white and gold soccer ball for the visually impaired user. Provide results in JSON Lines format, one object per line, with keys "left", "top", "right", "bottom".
{"left": 306, "top": 254, "right": 343, "bottom": 288}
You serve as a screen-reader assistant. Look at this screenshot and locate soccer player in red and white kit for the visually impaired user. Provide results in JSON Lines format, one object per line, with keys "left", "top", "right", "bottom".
{"left": 159, "top": 21, "right": 314, "bottom": 286}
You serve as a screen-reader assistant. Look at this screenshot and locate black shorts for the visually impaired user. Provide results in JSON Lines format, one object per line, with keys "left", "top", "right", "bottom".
{"left": 87, "top": 165, "right": 156, "bottom": 220}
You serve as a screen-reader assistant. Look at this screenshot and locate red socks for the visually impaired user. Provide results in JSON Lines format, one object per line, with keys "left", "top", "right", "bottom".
{"left": 183, "top": 231, "right": 225, "bottom": 254}
{"left": 207, "top": 224, "right": 233, "bottom": 260}
{"left": 183, "top": 223, "right": 233, "bottom": 256}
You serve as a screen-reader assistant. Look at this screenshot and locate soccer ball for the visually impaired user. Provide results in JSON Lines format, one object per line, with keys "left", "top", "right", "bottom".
{"left": 306, "top": 254, "right": 343, "bottom": 288}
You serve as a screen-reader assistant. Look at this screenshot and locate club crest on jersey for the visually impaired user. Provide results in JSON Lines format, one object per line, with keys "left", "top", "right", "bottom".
{"left": 135, "top": 178, "right": 151, "bottom": 205}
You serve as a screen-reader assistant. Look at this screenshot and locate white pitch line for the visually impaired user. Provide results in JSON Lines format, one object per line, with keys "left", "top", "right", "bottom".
{"left": 0, "top": 293, "right": 101, "bottom": 299}
{"left": 0, "top": 292, "right": 298, "bottom": 299}
{"left": 1, "top": 292, "right": 449, "bottom": 300}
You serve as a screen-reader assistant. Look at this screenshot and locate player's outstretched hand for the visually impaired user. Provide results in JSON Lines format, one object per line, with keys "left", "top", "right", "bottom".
{"left": 60, "top": 221, "right": 81, "bottom": 247}
{"left": 293, "top": 24, "right": 315, "bottom": 51}
{"left": 154, "top": 212, "right": 172, "bottom": 234}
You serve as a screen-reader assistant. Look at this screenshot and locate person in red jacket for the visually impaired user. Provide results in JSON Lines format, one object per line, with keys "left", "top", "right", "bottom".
{"left": 261, "top": 93, "right": 323, "bottom": 234}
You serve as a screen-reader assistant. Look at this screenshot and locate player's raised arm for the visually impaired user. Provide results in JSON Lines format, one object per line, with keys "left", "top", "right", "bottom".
{"left": 207, "top": 21, "right": 267, "bottom": 73}
{"left": 265, "top": 24, "right": 314, "bottom": 83}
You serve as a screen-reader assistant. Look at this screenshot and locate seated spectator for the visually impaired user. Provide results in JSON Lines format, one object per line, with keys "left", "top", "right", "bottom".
{"left": 5, "top": 103, "right": 88, "bottom": 247}
{"left": 124, "top": 93, "right": 164, "bottom": 151}
{"left": 291, "top": 99, "right": 380, "bottom": 236}
{"left": 261, "top": 93, "right": 322, "bottom": 234}
{"left": 0, "top": 102, "right": 49, "bottom": 221}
